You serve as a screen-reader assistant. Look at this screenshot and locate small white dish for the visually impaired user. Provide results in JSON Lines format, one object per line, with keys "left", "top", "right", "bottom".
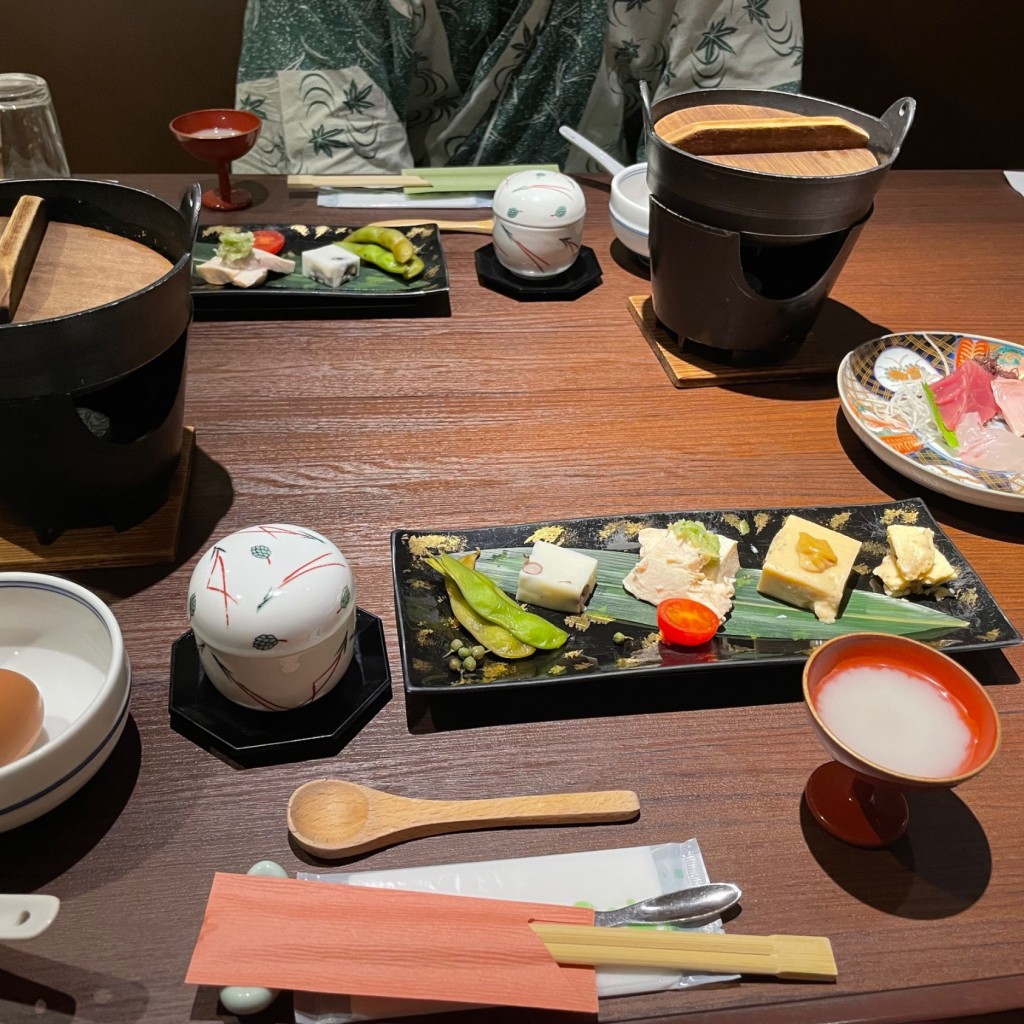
{"left": 491, "top": 170, "right": 586, "bottom": 279}
{"left": 838, "top": 331, "right": 1024, "bottom": 513}
{"left": 0, "top": 573, "right": 131, "bottom": 833}
{"left": 188, "top": 524, "right": 357, "bottom": 711}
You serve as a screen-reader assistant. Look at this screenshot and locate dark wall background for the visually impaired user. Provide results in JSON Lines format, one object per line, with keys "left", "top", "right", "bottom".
{"left": 2, "top": 0, "right": 1022, "bottom": 174}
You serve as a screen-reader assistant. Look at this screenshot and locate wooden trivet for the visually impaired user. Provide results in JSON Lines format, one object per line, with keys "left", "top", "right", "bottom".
{"left": 629, "top": 296, "right": 846, "bottom": 388}
{"left": 0, "top": 426, "right": 196, "bottom": 571}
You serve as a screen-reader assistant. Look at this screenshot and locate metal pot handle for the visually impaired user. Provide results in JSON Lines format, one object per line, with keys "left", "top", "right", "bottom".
{"left": 178, "top": 182, "right": 203, "bottom": 247}
{"left": 639, "top": 80, "right": 653, "bottom": 140}
{"left": 880, "top": 97, "right": 916, "bottom": 158}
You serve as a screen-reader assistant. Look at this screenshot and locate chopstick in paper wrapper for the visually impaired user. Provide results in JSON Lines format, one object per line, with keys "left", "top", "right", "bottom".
{"left": 186, "top": 874, "right": 837, "bottom": 1013}
{"left": 288, "top": 164, "right": 559, "bottom": 195}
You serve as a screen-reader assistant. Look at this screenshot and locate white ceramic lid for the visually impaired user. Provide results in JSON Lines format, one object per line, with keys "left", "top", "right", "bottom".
{"left": 188, "top": 524, "right": 355, "bottom": 657}
{"left": 492, "top": 170, "right": 586, "bottom": 228}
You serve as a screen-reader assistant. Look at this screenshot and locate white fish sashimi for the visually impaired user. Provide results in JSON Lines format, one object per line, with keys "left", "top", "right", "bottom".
{"left": 955, "top": 412, "right": 1024, "bottom": 472}
{"left": 991, "top": 376, "right": 1024, "bottom": 436}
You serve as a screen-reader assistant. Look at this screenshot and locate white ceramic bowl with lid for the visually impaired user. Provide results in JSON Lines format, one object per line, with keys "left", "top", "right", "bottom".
{"left": 187, "top": 523, "right": 356, "bottom": 711}
{"left": 0, "top": 572, "right": 131, "bottom": 833}
{"left": 491, "top": 169, "right": 586, "bottom": 278}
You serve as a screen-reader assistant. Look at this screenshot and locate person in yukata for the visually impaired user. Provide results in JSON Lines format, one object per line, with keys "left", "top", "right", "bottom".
{"left": 233, "top": 0, "right": 803, "bottom": 175}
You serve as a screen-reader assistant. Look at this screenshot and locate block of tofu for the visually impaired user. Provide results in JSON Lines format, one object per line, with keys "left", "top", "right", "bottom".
{"left": 622, "top": 528, "right": 739, "bottom": 619}
{"left": 301, "top": 243, "right": 360, "bottom": 288}
{"left": 516, "top": 541, "right": 598, "bottom": 614}
{"left": 873, "top": 525, "right": 956, "bottom": 596}
{"left": 757, "top": 515, "right": 862, "bottom": 623}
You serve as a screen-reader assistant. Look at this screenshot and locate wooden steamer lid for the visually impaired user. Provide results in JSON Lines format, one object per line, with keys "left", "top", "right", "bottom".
{"left": 0, "top": 195, "right": 173, "bottom": 324}
{"left": 653, "top": 103, "right": 878, "bottom": 177}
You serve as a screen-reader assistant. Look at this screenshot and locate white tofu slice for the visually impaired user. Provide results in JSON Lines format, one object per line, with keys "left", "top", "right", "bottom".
{"left": 302, "top": 244, "right": 360, "bottom": 288}
{"left": 516, "top": 541, "right": 598, "bottom": 614}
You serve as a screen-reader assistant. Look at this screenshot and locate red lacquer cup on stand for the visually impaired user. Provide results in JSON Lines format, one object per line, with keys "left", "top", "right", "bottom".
{"left": 802, "top": 633, "right": 1000, "bottom": 848}
{"left": 169, "top": 109, "right": 261, "bottom": 211}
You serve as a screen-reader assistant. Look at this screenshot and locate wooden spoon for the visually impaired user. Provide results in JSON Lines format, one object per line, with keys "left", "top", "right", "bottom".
{"left": 287, "top": 780, "right": 640, "bottom": 858}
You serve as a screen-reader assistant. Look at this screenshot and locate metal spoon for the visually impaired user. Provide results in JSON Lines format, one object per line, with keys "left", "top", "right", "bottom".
{"left": 287, "top": 779, "right": 640, "bottom": 858}
{"left": 0, "top": 894, "right": 60, "bottom": 941}
{"left": 558, "top": 125, "right": 626, "bottom": 175}
{"left": 593, "top": 882, "right": 741, "bottom": 927}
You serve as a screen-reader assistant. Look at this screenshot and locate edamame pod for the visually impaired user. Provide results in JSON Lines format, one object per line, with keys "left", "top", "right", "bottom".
{"left": 429, "top": 556, "right": 537, "bottom": 659}
{"left": 436, "top": 554, "right": 568, "bottom": 650}
{"left": 342, "top": 225, "right": 415, "bottom": 264}
{"left": 337, "top": 241, "right": 424, "bottom": 280}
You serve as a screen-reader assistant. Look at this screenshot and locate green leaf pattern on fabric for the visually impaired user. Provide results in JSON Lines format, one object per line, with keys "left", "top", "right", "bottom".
{"left": 234, "top": 0, "right": 803, "bottom": 175}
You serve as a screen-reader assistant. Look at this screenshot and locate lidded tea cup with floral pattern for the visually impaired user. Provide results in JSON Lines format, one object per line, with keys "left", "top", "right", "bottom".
{"left": 187, "top": 523, "right": 356, "bottom": 711}
{"left": 491, "top": 169, "right": 586, "bottom": 278}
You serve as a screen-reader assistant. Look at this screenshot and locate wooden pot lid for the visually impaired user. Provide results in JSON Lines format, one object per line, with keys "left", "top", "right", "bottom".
{"left": 0, "top": 196, "right": 173, "bottom": 324}
{"left": 653, "top": 103, "right": 878, "bottom": 177}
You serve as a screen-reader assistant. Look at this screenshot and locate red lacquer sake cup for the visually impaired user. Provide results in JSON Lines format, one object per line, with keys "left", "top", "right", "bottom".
{"left": 169, "top": 109, "right": 261, "bottom": 211}
{"left": 802, "top": 633, "right": 1000, "bottom": 848}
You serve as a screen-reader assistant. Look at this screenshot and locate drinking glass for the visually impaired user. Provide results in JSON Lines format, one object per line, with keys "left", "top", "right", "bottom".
{"left": 0, "top": 74, "right": 69, "bottom": 179}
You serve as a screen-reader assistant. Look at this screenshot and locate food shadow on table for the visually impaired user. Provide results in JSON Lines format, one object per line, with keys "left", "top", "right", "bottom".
{"left": 799, "top": 787, "right": 992, "bottom": 919}
{"left": 0, "top": 717, "right": 142, "bottom": 891}
{"left": 0, "top": 947, "right": 149, "bottom": 1022}
{"left": 405, "top": 657, "right": 803, "bottom": 733}
{"left": 61, "top": 443, "right": 235, "bottom": 604}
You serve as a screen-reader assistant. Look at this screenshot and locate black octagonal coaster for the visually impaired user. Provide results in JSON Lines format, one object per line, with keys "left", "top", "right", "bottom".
{"left": 169, "top": 608, "right": 391, "bottom": 768}
{"left": 475, "top": 243, "right": 602, "bottom": 300}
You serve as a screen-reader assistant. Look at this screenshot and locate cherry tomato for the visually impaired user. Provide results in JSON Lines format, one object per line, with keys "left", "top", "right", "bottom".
{"left": 252, "top": 229, "right": 286, "bottom": 255}
{"left": 656, "top": 598, "right": 720, "bottom": 647}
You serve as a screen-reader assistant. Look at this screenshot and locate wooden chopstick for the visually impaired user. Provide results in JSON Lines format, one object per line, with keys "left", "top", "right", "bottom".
{"left": 368, "top": 218, "right": 494, "bottom": 234}
{"left": 530, "top": 923, "right": 837, "bottom": 982}
{"left": 0, "top": 194, "right": 47, "bottom": 324}
{"left": 287, "top": 174, "right": 432, "bottom": 193}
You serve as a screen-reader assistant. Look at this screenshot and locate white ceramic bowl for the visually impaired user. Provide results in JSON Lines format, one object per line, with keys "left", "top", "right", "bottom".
{"left": 188, "top": 524, "right": 356, "bottom": 711}
{"left": 0, "top": 573, "right": 131, "bottom": 834}
{"left": 492, "top": 169, "right": 586, "bottom": 278}
{"left": 609, "top": 206, "right": 650, "bottom": 259}
{"left": 610, "top": 162, "right": 649, "bottom": 228}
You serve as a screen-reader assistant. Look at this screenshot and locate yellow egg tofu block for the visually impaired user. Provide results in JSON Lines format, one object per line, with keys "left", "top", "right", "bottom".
{"left": 757, "top": 514, "right": 862, "bottom": 623}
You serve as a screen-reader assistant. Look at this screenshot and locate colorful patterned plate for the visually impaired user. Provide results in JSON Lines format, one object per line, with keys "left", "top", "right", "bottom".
{"left": 838, "top": 332, "right": 1024, "bottom": 512}
{"left": 190, "top": 223, "right": 449, "bottom": 319}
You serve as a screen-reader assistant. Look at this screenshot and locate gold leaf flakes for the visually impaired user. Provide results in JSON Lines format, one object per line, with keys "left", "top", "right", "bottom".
{"left": 406, "top": 533, "right": 465, "bottom": 557}
{"left": 598, "top": 519, "right": 646, "bottom": 541}
{"left": 526, "top": 525, "right": 566, "bottom": 545}
{"left": 753, "top": 512, "right": 772, "bottom": 533}
{"left": 828, "top": 512, "right": 852, "bottom": 531}
{"left": 565, "top": 614, "right": 592, "bottom": 631}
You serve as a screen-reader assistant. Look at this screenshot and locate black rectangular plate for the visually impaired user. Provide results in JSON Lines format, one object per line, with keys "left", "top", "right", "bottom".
{"left": 190, "top": 223, "right": 450, "bottom": 320}
{"left": 391, "top": 499, "right": 1020, "bottom": 696}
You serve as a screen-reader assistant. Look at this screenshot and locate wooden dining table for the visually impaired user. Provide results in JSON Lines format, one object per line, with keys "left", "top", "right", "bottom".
{"left": 1, "top": 170, "right": 1023, "bottom": 1024}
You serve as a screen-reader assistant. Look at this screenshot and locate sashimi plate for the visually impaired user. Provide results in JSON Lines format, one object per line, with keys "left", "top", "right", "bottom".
{"left": 391, "top": 500, "right": 1019, "bottom": 695}
{"left": 839, "top": 332, "right": 1024, "bottom": 512}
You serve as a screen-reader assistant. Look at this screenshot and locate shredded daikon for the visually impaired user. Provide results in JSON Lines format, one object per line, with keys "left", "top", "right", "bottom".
{"left": 887, "top": 381, "right": 944, "bottom": 445}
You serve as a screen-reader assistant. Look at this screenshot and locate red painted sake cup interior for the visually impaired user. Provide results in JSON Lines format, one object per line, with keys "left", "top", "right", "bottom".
{"left": 169, "top": 109, "right": 261, "bottom": 163}
{"left": 802, "top": 632, "right": 1000, "bottom": 786}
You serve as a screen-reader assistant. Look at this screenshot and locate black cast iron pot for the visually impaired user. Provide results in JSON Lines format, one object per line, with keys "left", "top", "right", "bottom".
{"left": 0, "top": 178, "right": 201, "bottom": 538}
{"left": 644, "top": 87, "right": 915, "bottom": 240}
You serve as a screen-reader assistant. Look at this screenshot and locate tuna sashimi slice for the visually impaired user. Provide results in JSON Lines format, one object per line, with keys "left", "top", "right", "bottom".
{"left": 930, "top": 359, "right": 998, "bottom": 429}
{"left": 992, "top": 376, "right": 1024, "bottom": 436}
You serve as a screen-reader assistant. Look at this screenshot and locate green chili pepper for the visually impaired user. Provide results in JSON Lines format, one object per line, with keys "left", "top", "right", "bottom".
{"left": 337, "top": 241, "right": 424, "bottom": 280}
{"left": 342, "top": 226, "right": 415, "bottom": 265}
{"left": 435, "top": 554, "right": 568, "bottom": 650}
{"left": 426, "top": 556, "right": 536, "bottom": 659}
